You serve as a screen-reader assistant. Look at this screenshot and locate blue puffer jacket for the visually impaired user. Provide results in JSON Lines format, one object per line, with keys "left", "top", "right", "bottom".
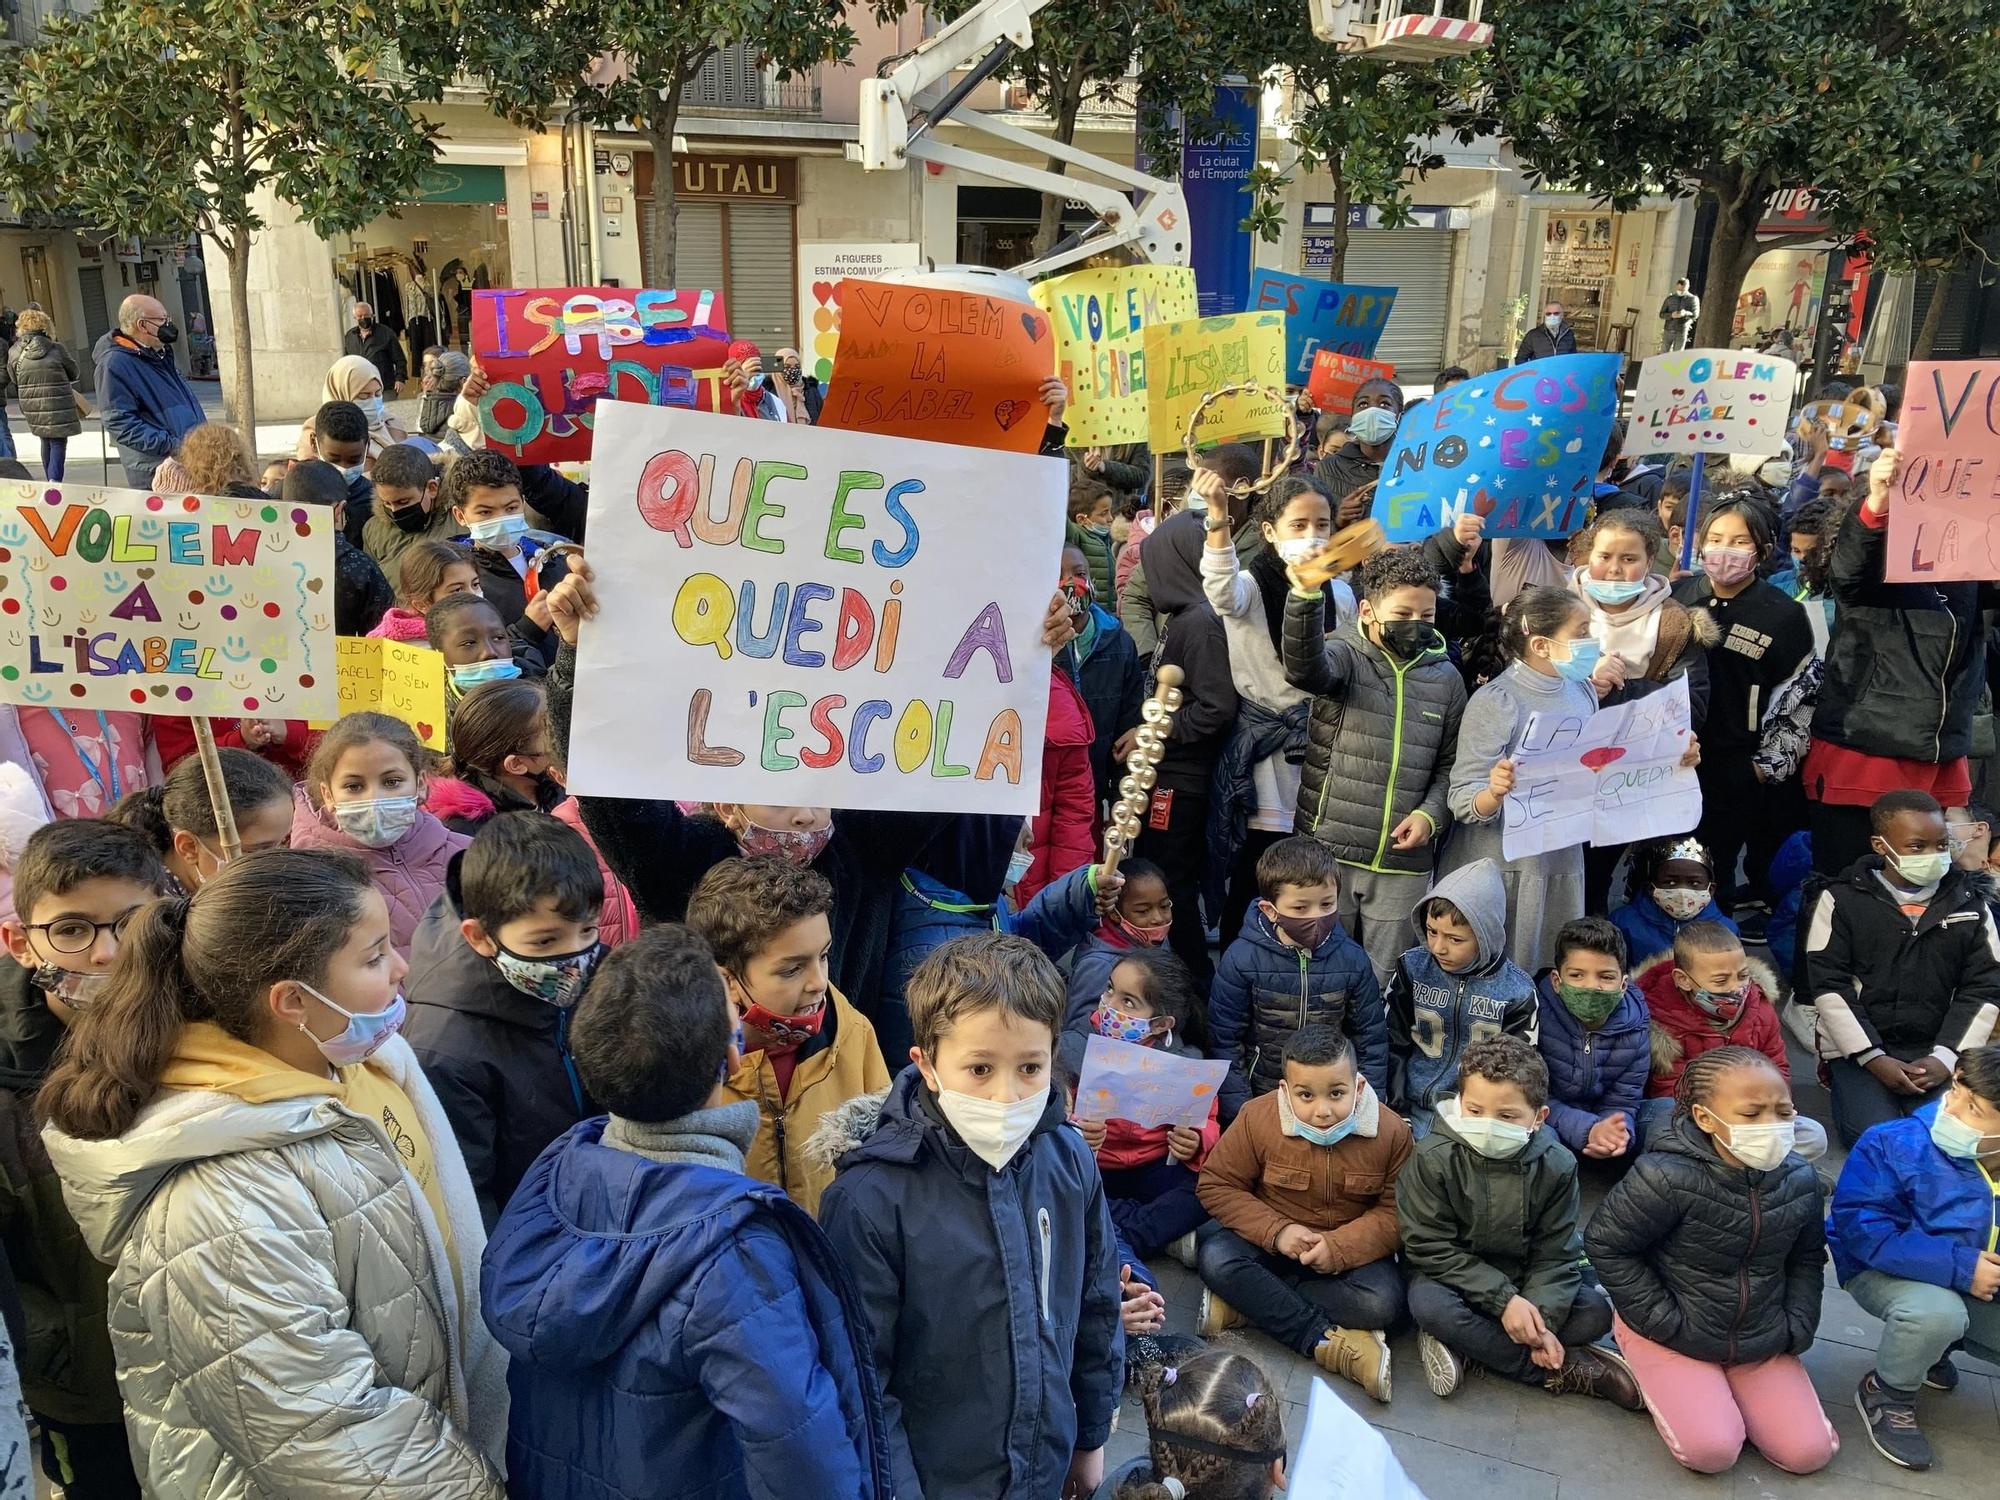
{"left": 1064, "top": 928, "right": 1152, "bottom": 1032}
{"left": 886, "top": 862, "right": 1100, "bottom": 1013}
{"left": 1210, "top": 906, "right": 1387, "bottom": 1100}
{"left": 483, "top": 1115, "right": 894, "bottom": 1500}
{"left": 1610, "top": 891, "right": 1739, "bottom": 971}
{"left": 1385, "top": 859, "right": 1539, "bottom": 1136}
{"left": 96, "top": 334, "right": 204, "bottom": 485}
{"left": 1767, "top": 830, "right": 1813, "bottom": 982}
{"left": 814, "top": 1070, "right": 1124, "bottom": 1500}
{"left": 1829, "top": 1104, "right": 1999, "bottom": 1292}
{"left": 1532, "top": 973, "right": 1650, "bottom": 1154}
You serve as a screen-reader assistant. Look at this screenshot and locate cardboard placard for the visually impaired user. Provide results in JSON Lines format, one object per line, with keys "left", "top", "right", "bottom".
{"left": 567, "top": 402, "right": 1067, "bottom": 814}
{"left": 1248, "top": 269, "right": 1398, "bottom": 384}
{"left": 1141, "top": 311, "right": 1289, "bottom": 452}
{"left": 471, "top": 287, "right": 733, "bottom": 463}
{"left": 1030, "top": 266, "right": 1199, "bottom": 447}
{"left": 1630, "top": 348, "right": 1795, "bottom": 456}
{"left": 1072, "top": 1034, "right": 1230, "bottom": 1129}
{"left": 1502, "top": 677, "right": 1700, "bottom": 860}
{"left": 798, "top": 242, "right": 922, "bottom": 384}
{"left": 1306, "top": 351, "right": 1397, "bottom": 417}
{"left": 0, "top": 484, "right": 336, "bottom": 718}
{"left": 335, "top": 638, "right": 447, "bottom": 749}
{"left": 1375, "top": 353, "right": 1623, "bottom": 543}
{"left": 817, "top": 279, "right": 1053, "bottom": 455}
{"left": 1888, "top": 359, "right": 2000, "bottom": 583}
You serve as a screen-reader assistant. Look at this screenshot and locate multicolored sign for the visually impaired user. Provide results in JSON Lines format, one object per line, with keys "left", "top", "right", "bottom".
{"left": 1889, "top": 359, "right": 2000, "bottom": 583}
{"left": 1073, "top": 1034, "right": 1230, "bottom": 1129}
{"left": 1306, "top": 352, "right": 1397, "bottom": 417}
{"left": 1630, "top": 348, "right": 1795, "bottom": 457}
{"left": 0, "top": 484, "right": 336, "bottom": 718}
{"left": 1503, "top": 677, "right": 1699, "bottom": 859}
{"left": 1141, "top": 311, "right": 1288, "bottom": 453}
{"left": 471, "top": 287, "right": 732, "bottom": 463}
{"left": 1247, "top": 270, "right": 1398, "bottom": 384}
{"left": 335, "top": 638, "right": 447, "bottom": 749}
{"left": 1031, "top": 265, "right": 1199, "bottom": 447}
{"left": 567, "top": 402, "right": 1067, "bottom": 814}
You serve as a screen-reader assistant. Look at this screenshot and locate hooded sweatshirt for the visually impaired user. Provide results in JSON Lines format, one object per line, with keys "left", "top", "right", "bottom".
{"left": 1139, "top": 511, "right": 1239, "bottom": 793}
{"left": 1384, "top": 859, "right": 1540, "bottom": 1136}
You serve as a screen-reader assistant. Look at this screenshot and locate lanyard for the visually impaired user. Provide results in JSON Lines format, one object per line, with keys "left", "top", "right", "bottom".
{"left": 58, "top": 711, "right": 122, "bottom": 804}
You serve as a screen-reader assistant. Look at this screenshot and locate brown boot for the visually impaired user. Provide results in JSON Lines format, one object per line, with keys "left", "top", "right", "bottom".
{"left": 1197, "top": 1288, "right": 1244, "bottom": 1338}
{"left": 1544, "top": 1342, "right": 1644, "bottom": 1411}
{"left": 1313, "top": 1325, "right": 1392, "bottom": 1402}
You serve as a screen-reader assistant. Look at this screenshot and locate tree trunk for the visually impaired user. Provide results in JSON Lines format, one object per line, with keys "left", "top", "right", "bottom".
{"left": 1328, "top": 149, "right": 1349, "bottom": 280}
{"left": 1693, "top": 179, "right": 1763, "bottom": 349}
{"left": 642, "top": 71, "right": 689, "bottom": 286}
{"left": 1914, "top": 258, "right": 1956, "bottom": 358}
{"left": 1036, "top": 66, "right": 1087, "bottom": 259}
{"left": 224, "top": 236, "right": 255, "bottom": 443}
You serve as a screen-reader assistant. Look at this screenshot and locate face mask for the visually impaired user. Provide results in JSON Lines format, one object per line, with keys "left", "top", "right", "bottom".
{"left": 1546, "top": 636, "right": 1601, "bottom": 683}
{"left": 1652, "top": 886, "right": 1710, "bottom": 922}
{"left": 1115, "top": 913, "right": 1172, "bottom": 945}
{"left": 1347, "top": 407, "right": 1399, "bottom": 445}
{"left": 297, "top": 981, "right": 407, "bottom": 1067}
{"left": 1681, "top": 980, "right": 1747, "bottom": 1023}
{"left": 1449, "top": 1107, "right": 1534, "bottom": 1160}
{"left": 356, "top": 396, "right": 385, "bottom": 426}
{"left": 467, "top": 513, "right": 528, "bottom": 547}
{"left": 745, "top": 372, "right": 766, "bottom": 392}
{"left": 1701, "top": 546, "right": 1758, "bottom": 586}
{"left": 1885, "top": 848, "right": 1952, "bottom": 887}
{"left": 155, "top": 320, "right": 180, "bottom": 347}
{"left": 1091, "top": 1002, "right": 1166, "bottom": 1045}
{"left": 337, "top": 463, "right": 367, "bottom": 485}
{"left": 1276, "top": 535, "right": 1326, "bottom": 566}
{"left": 739, "top": 994, "right": 826, "bottom": 1050}
{"left": 1544, "top": 315, "right": 1563, "bottom": 332}
{"left": 449, "top": 657, "right": 522, "bottom": 689}
{"left": 493, "top": 940, "right": 603, "bottom": 1009}
{"left": 1582, "top": 576, "right": 1647, "bottom": 606}
{"left": 357, "top": 316, "right": 375, "bottom": 329}
{"left": 1707, "top": 1116, "right": 1795, "bottom": 1171}
{"left": 735, "top": 820, "right": 833, "bottom": 865}
{"left": 1376, "top": 619, "right": 1437, "bottom": 659}
{"left": 1930, "top": 1104, "right": 2000, "bottom": 1160}
{"left": 933, "top": 1084, "right": 1048, "bottom": 1170}
{"left": 781, "top": 366, "right": 803, "bottom": 387}
{"left": 331, "top": 795, "right": 420, "bottom": 849}
{"left": 1005, "top": 849, "right": 1034, "bottom": 889}
{"left": 388, "top": 502, "right": 431, "bottom": 534}
{"left": 1266, "top": 906, "right": 1341, "bottom": 951}
{"left": 1556, "top": 981, "right": 1623, "bottom": 1027}
{"left": 1278, "top": 1080, "right": 1362, "bottom": 1147}
{"left": 32, "top": 962, "right": 111, "bottom": 1009}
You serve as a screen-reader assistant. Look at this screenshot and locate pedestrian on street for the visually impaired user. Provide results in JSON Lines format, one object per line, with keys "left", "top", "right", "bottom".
{"left": 96, "top": 294, "right": 202, "bottom": 488}
{"left": 1660, "top": 280, "right": 1701, "bottom": 351}
{"left": 7, "top": 308, "right": 81, "bottom": 481}
{"left": 343, "top": 301, "right": 406, "bottom": 396}
{"left": 1515, "top": 301, "right": 1579, "bottom": 364}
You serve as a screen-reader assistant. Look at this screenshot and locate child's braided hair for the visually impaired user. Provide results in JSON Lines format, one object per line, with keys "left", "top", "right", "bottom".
{"left": 1674, "top": 1043, "right": 1784, "bottom": 1117}
{"left": 1118, "top": 1352, "right": 1286, "bottom": 1500}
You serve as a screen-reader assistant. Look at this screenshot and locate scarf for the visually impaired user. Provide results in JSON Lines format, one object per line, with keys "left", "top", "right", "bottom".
{"left": 603, "top": 1099, "right": 761, "bottom": 1170}
{"left": 1248, "top": 539, "right": 1328, "bottom": 653}
{"left": 1572, "top": 566, "right": 1671, "bottom": 674}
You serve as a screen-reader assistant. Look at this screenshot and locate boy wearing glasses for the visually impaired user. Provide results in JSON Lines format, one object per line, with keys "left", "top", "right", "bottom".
{"left": 0, "top": 818, "right": 168, "bottom": 1497}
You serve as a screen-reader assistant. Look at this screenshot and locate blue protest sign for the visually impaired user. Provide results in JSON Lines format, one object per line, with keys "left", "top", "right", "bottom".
{"left": 1375, "top": 353, "right": 1622, "bottom": 543}
{"left": 1248, "top": 270, "right": 1398, "bottom": 384}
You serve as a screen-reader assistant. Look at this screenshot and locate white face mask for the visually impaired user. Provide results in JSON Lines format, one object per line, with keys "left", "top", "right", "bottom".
{"left": 1652, "top": 886, "right": 1710, "bottom": 922}
{"left": 1275, "top": 535, "right": 1325, "bottom": 566}
{"left": 934, "top": 1085, "right": 1048, "bottom": 1171}
{"left": 1544, "top": 314, "right": 1563, "bottom": 332}
{"left": 1709, "top": 1116, "right": 1795, "bottom": 1171}
{"left": 1439, "top": 1095, "right": 1533, "bottom": 1159}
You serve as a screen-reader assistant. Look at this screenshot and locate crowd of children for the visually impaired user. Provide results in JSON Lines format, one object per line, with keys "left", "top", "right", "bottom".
{"left": 0, "top": 365, "right": 1993, "bottom": 1500}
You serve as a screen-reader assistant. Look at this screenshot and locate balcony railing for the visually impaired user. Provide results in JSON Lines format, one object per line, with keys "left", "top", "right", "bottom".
{"left": 683, "top": 45, "right": 821, "bottom": 114}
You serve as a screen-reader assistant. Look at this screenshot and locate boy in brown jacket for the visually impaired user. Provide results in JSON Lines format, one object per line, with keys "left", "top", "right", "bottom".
{"left": 1194, "top": 1023, "right": 1412, "bottom": 1400}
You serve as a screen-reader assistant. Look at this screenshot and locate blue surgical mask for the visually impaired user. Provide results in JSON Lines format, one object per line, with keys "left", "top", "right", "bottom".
{"left": 357, "top": 396, "right": 385, "bottom": 425}
{"left": 331, "top": 794, "right": 419, "bottom": 849}
{"left": 297, "top": 981, "right": 407, "bottom": 1067}
{"left": 1583, "top": 576, "right": 1647, "bottom": 606}
{"left": 468, "top": 512, "right": 528, "bottom": 546}
{"left": 746, "top": 372, "right": 766, "bottom": 392}
{"left": 1006, "top": 849, "right": 1034, "bottom": 888}
{"left": 1279, "top": 1080, "right": 1362, "bottom": 1147}
{"left": 1548, "top": 636, "right": 1602, "bottom": 683}
{"left": 338, "top": 463, "right": 367, "bottom": 485}
{"left": 1348, "top": 407, "right": 1399, "bottom": 445}
{"left": 449, "top": 657, "right": 522, "bottom": 689}
{"left": 1930, "top": 1103, "right": 2000, "bottom": 1160}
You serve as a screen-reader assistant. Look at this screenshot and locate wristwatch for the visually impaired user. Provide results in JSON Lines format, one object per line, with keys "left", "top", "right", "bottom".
{"left": 1203, "top": 514, "right": 1232, "bottom": 533}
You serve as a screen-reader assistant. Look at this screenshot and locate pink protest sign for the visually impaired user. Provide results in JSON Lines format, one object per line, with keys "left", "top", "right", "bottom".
{"left": 1888, "top": 360, "right": 2000, "bottom": 583}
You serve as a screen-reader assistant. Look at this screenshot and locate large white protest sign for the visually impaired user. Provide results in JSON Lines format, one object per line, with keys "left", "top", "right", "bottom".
{"left": 1073, "top": 1035, "right": 1230, "bottom": 1129}
{"left": 1630, "top": 348, "right": 1796, "bottom": 457}
{"left": 1502, "top": 676, "right": 1700, "bottom": 860}
{"left": 1290, "top": 1376, "right": 1428, "bottom": 1500}
{"left": 568, "top": 401, "right": 1066, "bottom": 813}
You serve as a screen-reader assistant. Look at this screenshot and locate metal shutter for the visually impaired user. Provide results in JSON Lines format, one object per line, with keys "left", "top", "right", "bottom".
{"left": 77, "top": 265, "right": 110, "bottom": 386}
{"left": 724, "top": 203, "right": 796, "bottom": 350}
{"left": 651, "top": 199, "right": 724, "bottom": 296}
{"left": 1340, "top": 228, "right": 1452, "bottom": 385}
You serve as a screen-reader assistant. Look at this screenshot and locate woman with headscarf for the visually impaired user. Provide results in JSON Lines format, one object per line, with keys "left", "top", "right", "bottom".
{"left": 293, "top": 353, "right": 408, "bottom": 461}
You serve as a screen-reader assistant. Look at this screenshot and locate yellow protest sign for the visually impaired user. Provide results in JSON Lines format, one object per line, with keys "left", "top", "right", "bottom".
{"left": 1030, "top": 266, "right": 1197, "bottom": 447}
{"left": 335, "top": 638, "right": 447, "bottom": 749}
{"left": 1142, "top": 311, "right": 1289, "bottom": 453}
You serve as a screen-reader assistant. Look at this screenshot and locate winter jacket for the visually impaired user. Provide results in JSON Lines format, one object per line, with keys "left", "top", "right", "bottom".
{"left": 1196, "top": 1083, "right": 1411, "bottom": 1267}
{"left": 1533, "top": 973, "right": 1651, "bottom": 1155}
{"left": 402, "top": 862, "right": 595, "bottom": 1228}
{"left": 1384, "top": 860, "right": 1539, "bottom": 1132}
{"left": 1056, "top": 1028, "right": 1221, "bottom": 1172}
{"left": 1397, "top": 1103, "right": 1585, "bottom": 1327}
{"left": 1067, "top": 519, "right": 1117, "bottom": 603}
{"left": 813, "top": 1072, "right": 1124, "bottom": 1500}
{"left": 483, "top": 1112, "right": 894, "bottom": 1500}
{"left": 1610, "top": 890, "right": 1739, "bottom": 970}
{"left": 1584, "top": 1111, "right": 1826, "bottom": 1365}
{"left": 1064, "top": 926, "right": 1154, "bottom": 1032}
{"left": 889, "top": 863, "right": 1102, "bottom": 1018}
{"left": 1577, "top": 577, "right": 1716, "bottom": 731}
{"left": 6, "top": 332, "right": 80, "bottom": 439}
{"left": 1513, "top": 322, "right": 1578, "bottom": 364}
{"left": 362, "top": 495, "right": 458, "bottom": 576}
{"left": 1021, "top": 668, "right": 1097, "bottom": 905}
{"left": 721, "top": 988, "right": 890, "bottom": 1217}
{"left": 1812, "top": 502, "right": 1990, "bottom": 765}
{"left": 453, "top": 528, "right": 571, "bottom": 656}
{"left": 1636, "top": 952, "right": 1790, "bottom": 1099}
{"left": 1064, "top": 606, "right": 1144, "bottom": 800}
{"left": 1766, "top": 830, "right": 1813, "bottom": 982}
{"left": 333, "top": 532, "right": 396, "bottom": 637}
{"left": 1211, "top": 906, "right": 1388, "bottom": 1100}
{"left": 288, "top": 785, "right": 468, "bottom": 957}
{"left": 1313, "top": 439, "right": 1385, "bottom": 517}
{"left": 96, "top": 334, "right": 204, "bottom": 486}
{"left": 0, "top": 965, "right": 117, "bottom": 1423}
{"left": 1283, "top": 594, "right": 1465, "bottom": 874}
{"left": 42, "top": 1029, "right": 506, "bottom": 1497}
{"left": 1828, "top": 1104, "right": 1998, "bottom": 1292}
{"left": 1670, "top": 575, "right": 1814, "bottom": 753}
{"left": 1140, "top": 511, "right": 1239, "bottom": 792}
{"left": 1801, "top": 858, "right": 2000, "bottom": 1064}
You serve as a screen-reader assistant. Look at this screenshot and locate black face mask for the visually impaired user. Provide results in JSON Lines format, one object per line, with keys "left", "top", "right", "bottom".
{"left": 388, "top": 503, "right": 431, "bottom": 534}
{"left": 154, "top": 319, "right": 180, "bottom": 347}
{"left": 1376, "top": 619, "right": 1438, "bottom": 659}
{"left": 357, "top": 316, "right": 375, "bottom": 330}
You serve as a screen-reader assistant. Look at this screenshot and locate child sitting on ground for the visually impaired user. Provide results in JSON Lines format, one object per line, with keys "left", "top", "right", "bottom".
{"left": 1065, "top": 857, "right": 1176, "bottom": 1026}
{"left": 482, "top": 924, "right": 894, "bottom": 1498}
{"left": 1399, "top": 1034, "right": 1643, "bottom": 1408}
{"left": 1194, "top": 1024, "right": 1410, "bottom": 1401}
{"left": 1098, "top": 1351, "right": 1289, "bottom": 1500}
{"left": 1610, "top": 835, "right": 1739, "bottom": 967}
{"left": 1210, "top": 835, "right": 1387, "bottom": 1101}
{"left": 1385, "top": 857, "right": 1539, "bottom": 1137}
{"left": 687, "top": 856, "right": 890, "bottom": 1217}
{"left": 815, "top": 933, "right": 1123, "bottom": 1500}
{"left": 1535, "top": 917, "right": 1650, "bottom": 1162}
{"left": 370, "top": 539, "right": 480, "bottom": 642}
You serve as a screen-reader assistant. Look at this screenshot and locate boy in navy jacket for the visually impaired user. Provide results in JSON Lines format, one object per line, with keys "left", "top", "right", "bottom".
{"left": 1535, "top": 917, "right": 1651, "bottom": 1161}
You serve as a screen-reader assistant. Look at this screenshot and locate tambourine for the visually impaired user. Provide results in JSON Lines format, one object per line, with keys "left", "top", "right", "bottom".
{"left": 1796, "top": 386, "right": 1885, "bottom": 454}
{"left": 1289, "top": 517, "right": 1389, "bottom": 590}
{"left": 1179, "top": 383, "right": 1303, "bottom": 500}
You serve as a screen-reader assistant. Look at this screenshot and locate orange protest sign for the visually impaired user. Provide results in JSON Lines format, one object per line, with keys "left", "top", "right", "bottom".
{"left": 1306, "top": 351, "right": 1396, "bottom": 415}
{"left": 818, "top": 279, "right": 1053, "bottom": 454}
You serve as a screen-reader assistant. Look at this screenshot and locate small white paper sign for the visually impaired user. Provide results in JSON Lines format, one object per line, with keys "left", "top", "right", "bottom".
{"left": 1502, "top": 675, "right": 1701, "bottom": 860}
{"left": 1072, "top": 1034, "right": 1229, "bottom": 1129}
{"left": 1289, "top": 1376, "right": 1428, "bottom": 1500}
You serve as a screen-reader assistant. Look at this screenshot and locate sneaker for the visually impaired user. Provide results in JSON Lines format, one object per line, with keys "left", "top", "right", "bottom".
{"left": 1923, "top": 1354, "right": 1959, "bottom": 1393}
{"left": 1417, "top": 1330, "right": 1464, "bottom": 1398}
{"left": 1544, "top": 1342, "right": 1644, "bottom": 1411}
{"left": 1856, "top": 1372, "right": 1933, "bottom": 1471}
{"left": 1197, "top": 1288, "right": 1243, "bottom": 1338}
{"left": 1314, "top": 1325, "right": 1392, "bottom": 1402}
{"left": 1168, "top": 1231, "right": 1199, "bottom": 1270}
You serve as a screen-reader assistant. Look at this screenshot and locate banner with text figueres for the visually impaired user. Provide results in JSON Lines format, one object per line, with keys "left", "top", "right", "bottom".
{"left": 1376, "top": 353, "right": 1622, "bottom": 543}
{"left": 567, "top": 402, "right": 1065, "bottom": 813}
{"left": 1031, "top": 266, "right": 1198, "bottom": 447}
{"left": 1247, "top": 270, "right": 1398, "bottom": 385}
{"left": 1630, "top": 348, "right": 1795, "bottom": 457}
{"left": 0, "top": 485, "right": 337, "bottom": 718}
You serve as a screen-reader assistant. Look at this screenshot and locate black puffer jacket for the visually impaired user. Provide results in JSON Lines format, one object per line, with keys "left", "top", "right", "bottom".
{"left": 1813, "top": 502, "right": 1989, "bottom": 764}
{"left": 1140, "top": 511, "right": 1238, "bottom": 793}
{"left": 1584, "top": 1112, "right": 1825, "bottom": 1365}
{"left": 1281, "top": 594, "right": 1464, "bottom": 874}
{"left": 6, "top": 333, "right": 80, "bottom": 440}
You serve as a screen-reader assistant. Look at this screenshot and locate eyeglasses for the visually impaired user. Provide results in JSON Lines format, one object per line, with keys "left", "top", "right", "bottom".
{"left": 28, "top": 906, "right": 144, "bottom": 954}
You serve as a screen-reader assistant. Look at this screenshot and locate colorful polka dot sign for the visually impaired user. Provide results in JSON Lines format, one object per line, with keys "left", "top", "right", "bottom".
{"left": 0, "top": 483, "right": 337, "bottom": 719}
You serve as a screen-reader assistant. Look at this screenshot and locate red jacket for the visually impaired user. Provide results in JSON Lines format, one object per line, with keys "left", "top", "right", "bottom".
{"left": 154, "top": 716, "right": 313, "bottom": 780}
{"left": 1017, "top": 668, "right": 1097, "bottom": 905}
{"left": 1636, "top": 953, "right": 1791, "bottom": 1099}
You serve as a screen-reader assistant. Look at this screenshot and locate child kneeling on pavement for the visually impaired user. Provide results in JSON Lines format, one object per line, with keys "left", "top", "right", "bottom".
{"left": 1194, "top": 1024, "right": 1411, "bottom": 1401}
{"left": 1399, "top": 1034, "right": 1643, "bottom": 1408}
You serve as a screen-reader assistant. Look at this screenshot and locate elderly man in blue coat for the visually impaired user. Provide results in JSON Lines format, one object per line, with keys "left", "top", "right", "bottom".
{"left": 96, "top": 293, "right": 203, "bottom": 487}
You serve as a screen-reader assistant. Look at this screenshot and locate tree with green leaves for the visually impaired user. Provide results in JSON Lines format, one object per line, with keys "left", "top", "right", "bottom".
{"left": 0, "top": 0, "right": 459, "bottom": 439}
{"left": 1482, "top": 0, "right": 2000, "bottom": 350}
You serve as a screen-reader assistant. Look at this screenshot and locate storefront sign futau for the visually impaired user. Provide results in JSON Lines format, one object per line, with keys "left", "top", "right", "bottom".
{"left": 0, "top": 486, "right": 337, "bottom": 719}
{"left": 567, "top": 402, "right": 1066, "bottom": 815}
{"left": 673, "top": 154, "right": 798, "bottom": 201}
{"left": 1888, "top": 359, "right": 2000, "bottom": 584}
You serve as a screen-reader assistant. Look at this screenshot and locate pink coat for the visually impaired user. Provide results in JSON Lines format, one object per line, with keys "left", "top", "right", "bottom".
{"left": 368, "top": 607, "right": 431, "bottom": 643}
{"left": 288, "top": 785, "right": 469, "bottom": 957}
{"left": 1017, "top": 669, "right": 1097, "bottom": 906}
